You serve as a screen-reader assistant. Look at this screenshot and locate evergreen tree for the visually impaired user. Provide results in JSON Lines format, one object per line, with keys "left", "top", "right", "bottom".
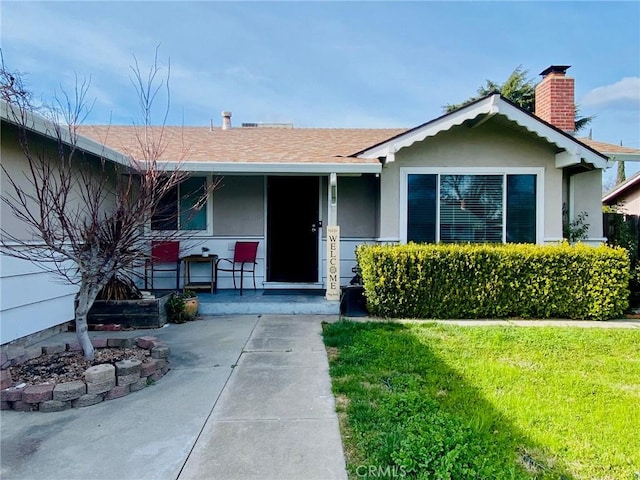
{"left": 617, "top": 160, "right": 626, "bottom": 184}
{"left": 445, "top": 66, "right": 594, "bottom": 133}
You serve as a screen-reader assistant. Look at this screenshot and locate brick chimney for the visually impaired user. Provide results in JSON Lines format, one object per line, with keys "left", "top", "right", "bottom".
{"left": 534, "top": 65, "right": 575, "bottom": 134}
{"left": 221, "top": 111, "right": 232, "bottom": 130}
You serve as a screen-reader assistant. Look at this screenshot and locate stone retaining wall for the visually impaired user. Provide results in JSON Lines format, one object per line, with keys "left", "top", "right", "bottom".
{"left": 0, "top": 335, "right": 170, "bottom": 412}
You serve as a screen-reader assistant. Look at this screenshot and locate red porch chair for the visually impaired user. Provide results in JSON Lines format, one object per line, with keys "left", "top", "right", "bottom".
{"left": 145, "top": 241, "right": 181, "bottom": 290}
{"left": 214, "top": 241, "right": 259, "bottom": 295}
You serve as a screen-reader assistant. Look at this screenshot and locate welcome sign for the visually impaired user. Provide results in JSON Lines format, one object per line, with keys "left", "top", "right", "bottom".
{"left": 326, "top": 225, "right": 340, "bottom": 301}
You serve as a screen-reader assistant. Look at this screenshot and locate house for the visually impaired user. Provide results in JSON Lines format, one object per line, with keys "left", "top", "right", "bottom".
{"left": 603, "top": 171, "right": 640, "bottom": 215}
{"left": 80, "top": 65, "right": 609, "bottom": 289}
{"left": 0, "top": 101, "right": 129, "bottom": 345}
{"left": 0, "top": 64, "right": 620, "bottom": 345}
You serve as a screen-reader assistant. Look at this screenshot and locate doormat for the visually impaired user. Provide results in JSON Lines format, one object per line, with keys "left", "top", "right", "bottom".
{"left": 262, "top": 289, "right": 325, "bottom": 296}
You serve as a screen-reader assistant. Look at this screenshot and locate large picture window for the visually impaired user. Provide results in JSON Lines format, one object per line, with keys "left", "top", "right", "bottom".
{"left": 151, "top": 176, "right": 208, "bottom": 231}
{"left": 405, "top": 172, "right": 537, "bottom": 244}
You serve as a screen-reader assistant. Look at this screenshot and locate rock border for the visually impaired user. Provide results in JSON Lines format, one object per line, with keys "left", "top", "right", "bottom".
{"left": 0, "top": 335, "right": 170, "bottom": 412}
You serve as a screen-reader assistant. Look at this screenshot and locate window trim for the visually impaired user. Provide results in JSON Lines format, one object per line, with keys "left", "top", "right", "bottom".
{"left": 399, "top": 167, "right": 544, "bottom": 244}
{"left": 149, "top": 175, "right": 213, "bottom": 236}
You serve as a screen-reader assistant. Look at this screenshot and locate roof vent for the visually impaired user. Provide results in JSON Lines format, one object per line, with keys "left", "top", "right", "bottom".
{"left": 221, "top": 111, "right": 232, "bottom": 130}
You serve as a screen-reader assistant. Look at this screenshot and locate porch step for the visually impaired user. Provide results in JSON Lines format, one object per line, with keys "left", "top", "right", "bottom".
{"left": 197, "top": 290, "right": 340, "bottom": 316}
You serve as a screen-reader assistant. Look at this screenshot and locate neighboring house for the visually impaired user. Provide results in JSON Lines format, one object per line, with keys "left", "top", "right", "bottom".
{"left": 603, "top": 171, "right": 640, "bottom": 215}
{"left": 0, "top": 101, "right": 128, "bottom": 345}
{"left": 0, "top": 64, "right": 621, "bottom": 345}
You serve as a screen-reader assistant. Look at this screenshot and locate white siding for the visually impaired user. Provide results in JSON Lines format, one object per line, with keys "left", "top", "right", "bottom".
{"left": 0, "top": 255, "right": 76, "bottom": 344}
{"left": 1, "top": 127, "right": 80, "bottom": 344}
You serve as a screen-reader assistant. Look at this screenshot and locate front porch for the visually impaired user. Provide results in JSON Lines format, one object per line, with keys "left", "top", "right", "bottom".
{"left": 196, "top": 289, "right": 340, "bottom": 315}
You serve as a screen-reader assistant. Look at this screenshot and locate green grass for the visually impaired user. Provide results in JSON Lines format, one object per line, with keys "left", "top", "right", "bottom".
{"left": 323, "top": 321, "right": 640, "bottom": 480}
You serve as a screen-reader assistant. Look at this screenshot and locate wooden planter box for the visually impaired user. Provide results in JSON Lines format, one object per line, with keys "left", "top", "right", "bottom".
{"left": 87, "top": 293, "right": 171, "bottom": 329}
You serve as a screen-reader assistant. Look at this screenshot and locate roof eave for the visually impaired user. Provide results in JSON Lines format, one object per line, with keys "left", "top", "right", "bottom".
{"left": 600, "top": 152, "right": 640, "bottom": 162}
{"left": 1, "top": 99, "right": 131, "bottom": 167}
{"left": 156, "top": 161, "right": 383, "bottom": 175}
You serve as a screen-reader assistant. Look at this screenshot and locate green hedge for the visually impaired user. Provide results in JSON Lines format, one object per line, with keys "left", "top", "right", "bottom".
{"left": 356, "top": 243, "right": 630, "bottom": 320}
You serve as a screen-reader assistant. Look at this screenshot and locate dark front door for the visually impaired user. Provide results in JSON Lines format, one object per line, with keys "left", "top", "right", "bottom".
{"left": 267, "top": 176, "right": 319, "bottom": 282}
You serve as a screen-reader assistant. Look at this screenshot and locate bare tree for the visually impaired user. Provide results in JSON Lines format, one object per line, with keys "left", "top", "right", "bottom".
{"left": 0, "top": 50, "right": 33, "bottom": 109}
{"left": 1, "top": 52, "right": 216, "bottom": 360}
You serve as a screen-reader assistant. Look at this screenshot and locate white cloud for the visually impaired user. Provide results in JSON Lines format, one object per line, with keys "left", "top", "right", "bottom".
{"left": 581, "top": 77, "right": 640, "bottom": 107}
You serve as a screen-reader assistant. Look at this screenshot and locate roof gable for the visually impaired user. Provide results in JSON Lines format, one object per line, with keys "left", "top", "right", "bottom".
{"left": 603, "top": 171, "right": 640, "bottom": 204}
{"left": 353, "top": 93, "right": 609, "bottom": 170}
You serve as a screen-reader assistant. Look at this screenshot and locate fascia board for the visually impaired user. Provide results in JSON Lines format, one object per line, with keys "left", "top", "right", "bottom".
{"left": 156, "top": 161, "right": 383, "bottom": 175}
{"left": 601, "top": 153, "right": 640, "bottom": 162}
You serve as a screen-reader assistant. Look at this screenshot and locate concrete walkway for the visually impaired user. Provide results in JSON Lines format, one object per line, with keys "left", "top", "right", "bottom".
{"left": 0, "top": 315, "right": 347, "bottom": 480}
{"left": 179, "top": 315, "right": 346, "bottom": 480}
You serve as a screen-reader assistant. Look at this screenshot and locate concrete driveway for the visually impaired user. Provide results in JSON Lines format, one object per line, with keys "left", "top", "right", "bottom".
{"left": 0, "top": 315, "right": 347, "bottom": 480}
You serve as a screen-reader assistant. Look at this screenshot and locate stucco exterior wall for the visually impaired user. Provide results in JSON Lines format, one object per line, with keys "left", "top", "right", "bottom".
{"left": 212, "top": 175, "right": 265, "bottom": 236}
{"left": 379, "top": 120, "right": 564, "bottom": 243}
{"left": 609, "top": 189, "right": 640, "bottom": 216}
{"left": 571, "top": 169, "right": 605, "bottom": 241}
{"left": 337, "top": 175, "right": 379, "bottom": 238}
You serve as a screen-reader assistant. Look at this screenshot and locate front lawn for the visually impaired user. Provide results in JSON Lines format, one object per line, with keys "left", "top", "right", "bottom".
{"left": 323, "top": 321, "right": 640, "bottom": 479}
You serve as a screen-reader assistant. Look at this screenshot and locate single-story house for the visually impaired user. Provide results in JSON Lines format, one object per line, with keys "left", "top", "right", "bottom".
{"left": 79, "top": 66, "right": 611, "bottom": 288}
{"left": 0, "top": 64, "right": 628, "bottom": 345}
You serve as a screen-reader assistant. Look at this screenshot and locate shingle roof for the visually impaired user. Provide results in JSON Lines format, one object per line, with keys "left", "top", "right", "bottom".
{"left": 578, "top": 138, "right": 640, "bottom": 156}
{"left": 79, "top": 125, "right": 407, "bottom": 164}
{"left": 78, "top": 122, "right": 637, "bottom": 168}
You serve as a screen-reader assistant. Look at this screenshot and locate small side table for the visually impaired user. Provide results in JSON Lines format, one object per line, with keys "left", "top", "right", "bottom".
{"left": 181, "top": 254, "right": 218, "bottom": 293}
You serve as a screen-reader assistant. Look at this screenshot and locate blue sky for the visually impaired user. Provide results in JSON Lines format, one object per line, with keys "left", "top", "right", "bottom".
{"left": 2, "top": 1, "right": 639, "bottom": 157}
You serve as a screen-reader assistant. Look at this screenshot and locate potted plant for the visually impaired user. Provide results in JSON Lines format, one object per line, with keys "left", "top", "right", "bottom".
{"left": 166, "top": 290, "right": 199, "bottom": 323}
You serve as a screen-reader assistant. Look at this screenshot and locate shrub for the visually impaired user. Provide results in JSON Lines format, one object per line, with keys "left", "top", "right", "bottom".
{"left": 356, "top": 243, "right": 629, "bottom": 320}
{"left": 604, "top": 212, "right": 639, "bottom": 303}
{"left": 96, "top": 274, "right": 142, "bottom": 301}
{"left": 166, "top": 290, "right": 198, "bottom": 323}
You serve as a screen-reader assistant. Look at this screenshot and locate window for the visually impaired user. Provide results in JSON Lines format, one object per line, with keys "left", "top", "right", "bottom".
{"left": 506, "top": 175, "right": 536, "bottom": 243}
{"left": 407, "top": 174, "right": 437, "bottom": 243}
{"left": 151, "top": 177, "right": 208, "bottom": 231}
{"left": 405, "top": 171, "right": 538, "bottom": 244}
{"left": 440, "top": 174, "right": 503, "bottom": 243}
